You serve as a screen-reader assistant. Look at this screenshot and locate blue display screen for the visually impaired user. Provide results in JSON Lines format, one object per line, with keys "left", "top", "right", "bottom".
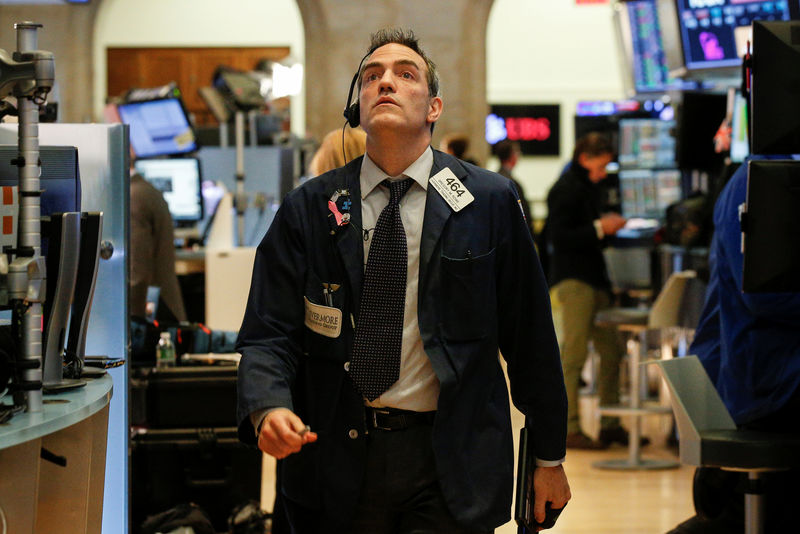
{"left": 117, "top": 98, "right": 197, "bottom": 158}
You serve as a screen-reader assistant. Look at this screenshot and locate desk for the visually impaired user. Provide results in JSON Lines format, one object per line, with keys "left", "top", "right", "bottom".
{"left": 175, "top": 248, "right": 206, "bottom": 275}
{"left": 0, "top": 375, "right": 113, "bottom": 534}
{"left": 174, "top": 247, "right": 257, "bottom": 330}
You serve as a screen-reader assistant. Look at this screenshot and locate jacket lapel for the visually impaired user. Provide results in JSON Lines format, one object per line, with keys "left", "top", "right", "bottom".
{"left": 420, "top": 151, "right": 464, "bottom": 286}
{"left": 330, "top": 158, "right": 365, "bottom": 310}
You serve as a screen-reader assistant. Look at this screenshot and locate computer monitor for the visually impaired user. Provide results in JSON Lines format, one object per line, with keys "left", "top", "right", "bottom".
{"left": 117, "top": 97, "right": 198, "bottom": 159}
{"left": 134, "top": 158, "right": 204, "bottom": 227}
{"left": 618, "top": 117, "right": 677, "bottom": 169}
{"left": 743, "top": 159, "right": 800, "bottom": 292}
{"left": 615, "top": 0, "right": 696, "bottom": 93}
{"left": 750, "top": 20, "right": 800, "bottom": 154}
{"left": 0, "top": 145, "right": 81, "bottom": 259}
{"left": 676, "top": 91, "right": 728, "bottom": 171}
{"left": 619, "top": 168, "right": 682, "bottom": 218}
{"left": 674, "top": 0, "right": 793, "bottom": 71}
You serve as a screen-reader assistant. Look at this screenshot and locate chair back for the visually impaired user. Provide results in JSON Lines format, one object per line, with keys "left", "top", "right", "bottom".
{"left": 648, "top": 270, "right": 696, "bottom": 329}
{"left": 652, "top": 356, "right": 736, "bottom": 465}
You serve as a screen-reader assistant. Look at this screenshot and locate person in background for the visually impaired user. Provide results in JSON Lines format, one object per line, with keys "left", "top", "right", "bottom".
{"left": 236, "top": 27, "right": 570, "bottom": 533}
{"left": 129, "top": 161, "right": 187, "bottom": 323}
{"left": 493, "top": 139, "right": 533, "bottom": 237}
{"left": 439, "top": 131, "right": 478, "bottom": 165}
{"left": 666, "top": 158, "right": 800, "bottom": 534}
{"left": 545, "top": 132, "right": 629, "bottom": 450}
{"left": 308, "top": 126, "right": 367, "bottom": 177}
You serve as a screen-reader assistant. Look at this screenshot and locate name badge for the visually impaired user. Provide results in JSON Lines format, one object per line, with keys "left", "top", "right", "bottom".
{"left": 429, "top": 168, "right": 474, "bottom": 212}
{"left": 304, "top": 297, "right": 342, "bottom": 338}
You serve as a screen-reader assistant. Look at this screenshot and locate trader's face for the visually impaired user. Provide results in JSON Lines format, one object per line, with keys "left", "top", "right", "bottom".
{"left": 580, "top": 153, "right": 614, "bottom": 183}
{"left": 358, "top": 43, "right": 442, "bottom": 138}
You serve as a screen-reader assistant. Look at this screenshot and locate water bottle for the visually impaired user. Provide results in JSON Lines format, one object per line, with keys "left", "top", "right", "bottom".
{"left": 156, "top": 331, "right": 176, "bottom": 368}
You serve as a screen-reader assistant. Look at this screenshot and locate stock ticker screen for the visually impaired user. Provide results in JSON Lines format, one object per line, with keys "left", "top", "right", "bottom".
{"left": 627, "top": 1, "right": 673, "bottom": 92}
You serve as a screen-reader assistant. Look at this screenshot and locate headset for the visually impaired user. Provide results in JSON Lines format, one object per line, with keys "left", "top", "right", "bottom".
{"left": 343, "top": 49, "right": 373, "bottom": 128}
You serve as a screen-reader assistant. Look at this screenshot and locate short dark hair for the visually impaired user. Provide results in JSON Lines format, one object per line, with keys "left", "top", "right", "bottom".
{"left": 572, "top": 132, "right": 614, "bottom": 162}
{"left": 493, "top": 140, "right": 519, "bottom": 163}
{"left": 357, "top": 28, "right": 440, "bottom": 99}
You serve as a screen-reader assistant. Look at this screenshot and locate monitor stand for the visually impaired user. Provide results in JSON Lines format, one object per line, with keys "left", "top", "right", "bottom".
{"left": 42, "top": 212, "right": 85, "bottom": 392}
{"left": 64, "top": 212, "right": 103, "bottom": 379}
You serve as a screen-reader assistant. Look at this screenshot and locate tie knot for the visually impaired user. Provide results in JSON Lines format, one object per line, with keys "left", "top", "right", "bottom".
{"left": 384, "top": 178, "right": 413, "bottom": 205}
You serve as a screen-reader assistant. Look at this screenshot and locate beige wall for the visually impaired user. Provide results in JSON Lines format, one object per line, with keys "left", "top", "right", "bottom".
{"left": 1, "top": 0, "right": 626, "bottom": 179}
{"left": 0, "top": 4, "right": 101, "bottom": 123}
{"left": 1, "top": 0, "right": 494, "bottom": 162}
{"left": 296, "top": 0, "right": 494, "bottom": 163}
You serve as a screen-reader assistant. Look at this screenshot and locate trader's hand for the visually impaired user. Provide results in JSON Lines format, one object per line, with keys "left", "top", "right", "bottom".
{"left": 532, "top": 464, "right": 571, "bottom": 531}
{"left": 599, "top": 213, "right": 627, "bottom": 236}
{"left": 257, "top": 407, "right": 318, "bottom": 459}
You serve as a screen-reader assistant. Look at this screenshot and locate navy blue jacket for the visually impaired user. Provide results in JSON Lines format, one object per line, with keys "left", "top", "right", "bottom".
{"left": 236, "top": 149, "right": 566, "bottom": 531}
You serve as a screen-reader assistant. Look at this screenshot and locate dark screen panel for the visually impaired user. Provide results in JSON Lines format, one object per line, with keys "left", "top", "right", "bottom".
{"left": 751, "top": 20, "right": 800, "bottom": 154}
{"left": 486, "top": 104, "right": 560, "bottom": 156}
{"left": 743, "top": 159, "right": 800, "bottom": 292}
{"left": 676, "top": 91, "right": 728, "bottom": 171}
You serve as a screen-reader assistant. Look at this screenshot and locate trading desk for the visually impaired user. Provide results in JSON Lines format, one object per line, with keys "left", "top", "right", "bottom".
{"left": 0, "top": 375, "right": 113, "bottom": 534}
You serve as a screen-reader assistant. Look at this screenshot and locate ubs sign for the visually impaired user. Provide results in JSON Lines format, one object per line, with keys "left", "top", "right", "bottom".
{"left": 486, "top": 104, "right": 561, "bottom": 156}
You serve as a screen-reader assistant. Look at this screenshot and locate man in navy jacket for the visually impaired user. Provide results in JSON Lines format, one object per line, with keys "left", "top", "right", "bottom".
{"left": 236, "top": 28, "right": 570, "bottom": 533}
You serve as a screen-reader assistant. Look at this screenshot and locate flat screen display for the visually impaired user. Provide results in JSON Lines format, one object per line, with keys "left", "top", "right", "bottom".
{"left": 627, "top": 1, "right": 675, "bottom": 92}
{"left": 675, "top": 0, "right": 793, "bottom": 70}
{"left": 619, "top": 168, "right": 683, "bottom": 218}
{"left": 134, "top": 157, "right": 203, "bottom": 226}
{"left": 618, "top": 118, "right": 677, "bottom": 169}
{"left": 118, "top": 98, "right": 198, "bottom": 158}
{"left": 486, "top": 104, "right": 560, "bottom": 156}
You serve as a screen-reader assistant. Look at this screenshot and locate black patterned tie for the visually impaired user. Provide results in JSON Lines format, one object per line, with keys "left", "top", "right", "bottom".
{"left": 349, "top": 178, "right": 414, "bottom": 401}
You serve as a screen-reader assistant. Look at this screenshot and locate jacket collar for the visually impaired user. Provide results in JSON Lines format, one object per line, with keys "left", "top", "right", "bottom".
{"left": 330, "top": 150, "right": 468, "bottom": 308}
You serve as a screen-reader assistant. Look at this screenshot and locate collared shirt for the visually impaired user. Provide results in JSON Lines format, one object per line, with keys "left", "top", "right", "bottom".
{"left": 358, "top": 146, "right": 439, "bottom": 412}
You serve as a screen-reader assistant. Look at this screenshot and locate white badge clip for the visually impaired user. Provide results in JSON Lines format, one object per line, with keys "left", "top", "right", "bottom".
{"left": 429, "top": 168, "right": 474, "bottom": 212}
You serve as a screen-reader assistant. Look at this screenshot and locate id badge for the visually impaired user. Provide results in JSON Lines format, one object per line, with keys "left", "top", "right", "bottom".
{"left": 304, "top": 297, "right": 343, "bottom": 338}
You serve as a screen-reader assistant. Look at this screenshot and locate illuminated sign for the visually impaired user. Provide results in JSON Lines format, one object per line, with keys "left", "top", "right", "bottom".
{"left": 486, "top": 104, "right": 560, "bottom": 156}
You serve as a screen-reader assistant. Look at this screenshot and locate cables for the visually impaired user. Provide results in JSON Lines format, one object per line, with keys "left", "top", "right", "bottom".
{"left": 0, "top": 502, "right": 7, "bottom": 534}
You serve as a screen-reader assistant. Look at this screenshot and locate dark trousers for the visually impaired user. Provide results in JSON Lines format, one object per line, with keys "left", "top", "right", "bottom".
{"left": 283, "top": 424, "right": 491, "bottom": 534}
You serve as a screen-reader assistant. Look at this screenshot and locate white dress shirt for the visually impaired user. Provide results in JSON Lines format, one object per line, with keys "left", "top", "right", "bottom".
{"left": 358, "top": 147, "right": 439, "bottom": 412}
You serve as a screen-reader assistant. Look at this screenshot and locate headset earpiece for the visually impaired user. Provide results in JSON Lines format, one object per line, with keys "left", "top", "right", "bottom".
{"left": 345, "top": 102, "right": 360, "bottom": 128}
{"left": 343, "top": 70, "right": 360, "bottom": 128}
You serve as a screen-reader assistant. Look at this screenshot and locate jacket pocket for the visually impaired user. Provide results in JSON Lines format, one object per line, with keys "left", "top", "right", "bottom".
{"left": 440, "top": 248, "right": 496, "bottom": 341}
{"left": 303, "top": 269, "right": 348, "bottom": 358}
